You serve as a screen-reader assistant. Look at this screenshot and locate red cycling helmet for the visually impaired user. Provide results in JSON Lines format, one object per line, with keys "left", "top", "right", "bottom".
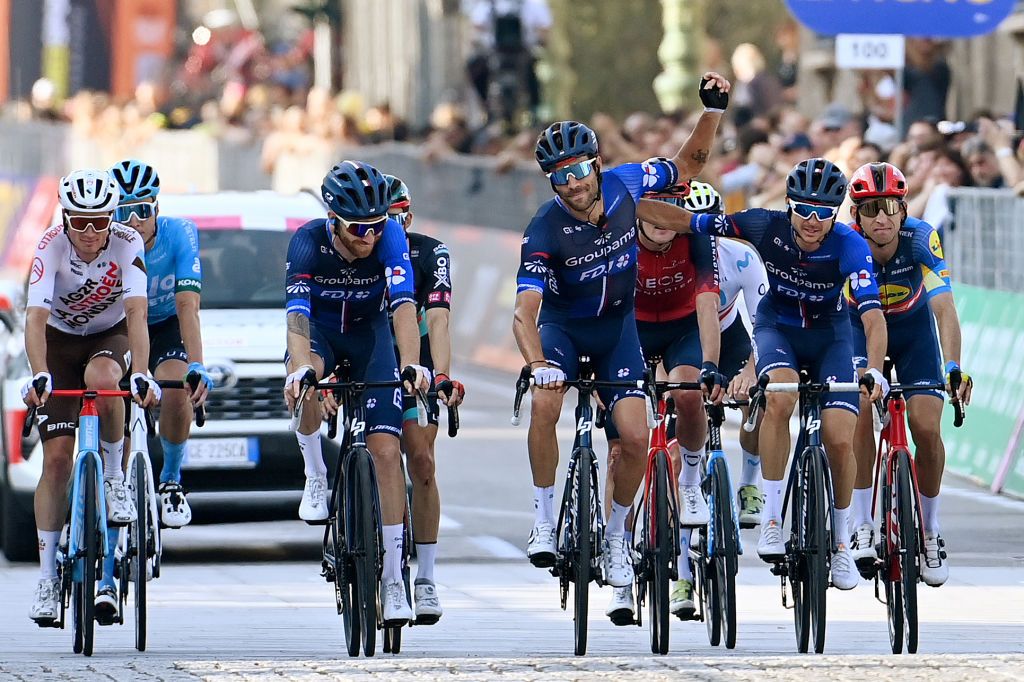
{"left": 848, "top": 162, "right": 908, "bottom": 201}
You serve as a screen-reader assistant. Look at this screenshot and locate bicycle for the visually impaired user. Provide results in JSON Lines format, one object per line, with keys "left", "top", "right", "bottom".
{"left": 292, "top": 363, "right": 428, "bottom": 658}
{"left": 692, "top": 392, "right": 747, "bottom": 650}
{"left": 512, "top": 358, "right": 653, "bottom": 656}
{"left": 746, "top": 372, "right": 862, "bottom": 654}
{"left": 863, "top": 372, "right": 965, "bottom": 654}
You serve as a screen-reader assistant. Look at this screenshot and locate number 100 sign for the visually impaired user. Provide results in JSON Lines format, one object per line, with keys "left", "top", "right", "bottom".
{"left": 835, "top": 34, "right": 905, "bottom": 70}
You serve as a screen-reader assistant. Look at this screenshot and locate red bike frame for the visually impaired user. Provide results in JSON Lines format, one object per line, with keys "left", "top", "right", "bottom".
{"left": 642, "top": 394, "right": 676, "bottom": 542}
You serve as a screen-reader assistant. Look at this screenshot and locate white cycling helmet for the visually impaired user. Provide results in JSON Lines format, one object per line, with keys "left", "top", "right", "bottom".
{"left": 683, "top": 181, "right": 723, "bottom": 214}
{"left": 58, "top": 169, "right": 120, "bottom": 214}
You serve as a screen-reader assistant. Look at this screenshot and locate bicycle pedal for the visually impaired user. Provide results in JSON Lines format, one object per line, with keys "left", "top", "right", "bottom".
{"left": 33, "top": 618, "right": 60, "bottom": 629}
{"left": 303, "top": 518, "right": 330, "bottom": 527}
{"left": 673, "top": 608, "right": 698, "bottom": 621}
{"left": 608, "top": 611, "right": 636, "bottom": 627}
{"left": 414, "top": 614, "right": 441, "bottom": 626}
{"left": 739, "top": 520, "right": 758, "bottom": 530}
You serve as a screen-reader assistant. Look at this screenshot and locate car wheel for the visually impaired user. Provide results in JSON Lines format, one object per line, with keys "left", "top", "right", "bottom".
{"left": 2, "top": 485, "right": 37, "bottom": 562}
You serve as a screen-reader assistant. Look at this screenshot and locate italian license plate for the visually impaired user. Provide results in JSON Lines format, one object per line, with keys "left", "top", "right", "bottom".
{"left": 182, "top": 437, "right": 259, "bottom": 470}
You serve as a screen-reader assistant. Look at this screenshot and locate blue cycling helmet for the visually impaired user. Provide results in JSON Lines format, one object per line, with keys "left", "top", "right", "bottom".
{"left": 785, "top": 158, "right": 847, "bottom": 207}
{"left": 109, "top": 159, "right": 160, "bottom": 202}
{"left": 535, "top": 121, "right": 599, "bottom": 173}
{"left": 321, "top": 160, "right": 390, "bottom": 219}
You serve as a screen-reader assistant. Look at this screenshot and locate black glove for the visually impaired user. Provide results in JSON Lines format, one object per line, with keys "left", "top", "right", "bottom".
{"left": 699, "top": 76, "right": 729, "bottom": 112}
{"left": 700, "top": 361, "right": 725, "bottom": 392}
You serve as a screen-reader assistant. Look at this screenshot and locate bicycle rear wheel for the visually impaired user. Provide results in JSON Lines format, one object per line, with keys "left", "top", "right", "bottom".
{"left": 131, "top": 455, "right": 149, "bottom": 652}
{"left": 710, "top": 457, "right": 738, "bottom": 649}
{"left": 572, "top": 448, "right": 592, "bottom": 657}
{"left": 335, "top": 495, "right": 361, "bottom": 657}
{"left": 882, "top": 463, "right": 904, "bottom": 653}
{"left": 790, "top": 452, "right": 811, "bottom": 653}
{"left": 351, "top": 448, "right": 380, "bottom": 657}
{"left": 80, "top": 455, "right": 98, "bottom": 657}
{"left": 699, "top": 526, "right": 721, "bottom": 646}
{"left": 806, "top": 448, "right": 828, "bottom": 654}
{"left": 896, "top": 449, "right": 920, "bottom": 654}
{"left": 648, "top": 450, "right": 671, "bottom": 655}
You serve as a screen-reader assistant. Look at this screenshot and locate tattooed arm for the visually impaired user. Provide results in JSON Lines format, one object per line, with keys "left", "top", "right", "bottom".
{"left": 285, "top": 312, "right": 313, "bottom": 372}
{"left": 670, "top": 72, "right": 731, "bottom": 179}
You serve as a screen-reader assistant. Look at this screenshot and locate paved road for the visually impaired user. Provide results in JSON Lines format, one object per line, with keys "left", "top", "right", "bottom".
{"left": 1, "top": 365, "right": 1022, "bottom": 678}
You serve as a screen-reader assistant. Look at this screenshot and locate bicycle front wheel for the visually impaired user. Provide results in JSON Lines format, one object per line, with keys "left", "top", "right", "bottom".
{"left": 710, "top": 457, "right": 738, "bottom": 649}
{"left": 648, "top": 450, "right": 671, "bottom": 655}
{"left": 131, "top": 455, "right": 149, "bottom": 652}
{"left": 806, "top": 447, "right": 829, "bottom": 654}
{"left": 80, "top": 454, "right": 98, "bottom": 657}
{"left": 335, "top": 483, "right": 361, "bottom": 657}
{"left": 351, "top": 448, "right": 380, "bottom": 657}
{"left": 572, "top": 448, "right": 592, "bottom": 657}
{"left": 699, "top": 526, "right": 721, "bottom": 646}
{"left": 896, "top": 449, "right": 920, "bottom": 654}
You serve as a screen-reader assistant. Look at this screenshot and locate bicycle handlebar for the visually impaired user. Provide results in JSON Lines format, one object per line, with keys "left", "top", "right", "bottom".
{"left": 870, "top": 381, "right": 966, "bottom": 429}
{"left": 510, "top": 365, "right": 653, "bottom": 427}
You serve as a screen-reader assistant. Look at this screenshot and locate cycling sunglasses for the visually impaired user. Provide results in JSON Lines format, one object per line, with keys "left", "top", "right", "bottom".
{"left": 64, "top": 213, "right": 112, "bottom": 233}
{"left": 856, "top": 197, "right": 904, "bottom": 219}
{"left": 546, "top": 158, "right": 597, "bottom": 186}
{"left": 388, "top": 210, "right": 410, "bottom": 228}
{"left": 334, "top": 215, "right": 388, "bottom": 238}
{"left": 114, "top": 201, "right": 156, "bottom": 224}
{"left": 789, "top": 201, "right": 839, "bottom": 221}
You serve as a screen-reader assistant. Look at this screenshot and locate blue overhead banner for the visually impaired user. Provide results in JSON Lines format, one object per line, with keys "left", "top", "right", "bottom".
{"left": 785, "top": 0, "right": 1017, "bottom": 38}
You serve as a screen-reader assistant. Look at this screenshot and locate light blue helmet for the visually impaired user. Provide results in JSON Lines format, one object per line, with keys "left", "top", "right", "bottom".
{"left": 109, "top": 159, "right": 161, "bottom": 203}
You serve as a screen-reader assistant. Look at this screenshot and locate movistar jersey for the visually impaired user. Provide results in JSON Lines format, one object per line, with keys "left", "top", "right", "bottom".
{"left": 145, "top": 216, "right": 202, "bottom": 324}
{"left": 516, "top": 159, "right": 679, "bottom": 321}
{"left": 692, "top": 209, "right": 881, "bottom": 328}
{"left": 285, "top": 218, "right": 415, "bottom": 332}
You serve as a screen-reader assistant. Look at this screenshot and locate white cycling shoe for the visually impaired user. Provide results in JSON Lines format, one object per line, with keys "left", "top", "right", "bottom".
{"left": 680, "top": 484, "right": 710, "bottom": 527}
{"left": 527, "top": 521, "right": 557, "bottom": 568}
{"left": 104, "top": 477, "right": 137, "bottom": 525}
{"left": 29, "top": 578, "right": 60, "bottom": 624}
{"left": 94, "top": 584, "right": 119, "bottom": 625}
{"left": 921, "top": 532, "right": 949, "bottom": 587}
{"left": 831, "top": 545, "right": 859, "bottom": 590}
{"left": 299, "top": 475, "right": 329, "bottom": 523}
{"left": 850, "top": 523, "right": 878, "bottom": 567}
{"left": 757, "top": 518, "right": 786, "bottom": 560}
{"left": 605, "top": 586, "right": 635, "bottom": 625}
{"left": 601, "top": 534, "right": 634, "bottom": 587}
{"left": 414, "top": 579, "right": 443, "bottom": 624}
{"left": 158, "top": 481, "right": 192, "bottom": 528}
{"left": 382, "top": 579, "right": 413, "bottom": 626}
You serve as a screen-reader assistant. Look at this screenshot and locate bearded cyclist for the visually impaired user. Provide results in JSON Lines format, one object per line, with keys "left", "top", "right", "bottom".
{"left": 24, "top": 169, "right": 159, "bottom": 625}
{"left": 382, "top": 174, "right": 466, "bottom": 623}
{"left": 635, "top": 158, "right": 888, "bottom": 591}
{"left": 284, "top": 160, "right": 430, "bottom": 626}
{"left": 109, "top": 160, "right": 213, "bottom": 529}
{"left": 513, "top": 73, "right": 731, "bottom": 594}
{"left": 846, "top": 162, "right": 971, "bottom": 586}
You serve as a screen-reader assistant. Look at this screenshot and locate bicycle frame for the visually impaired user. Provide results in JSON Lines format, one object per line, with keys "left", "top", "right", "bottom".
{"left": 120, "top": 401, "right": 160, "bottom": 575}
{"left": 704, "top": 402, "right": 742, "bottom": 560}
{"left": 638, "top": 393, "right": 678, "bottom": 562}
{"left": 62, "top": 392, "right": 111, "bottom": 585}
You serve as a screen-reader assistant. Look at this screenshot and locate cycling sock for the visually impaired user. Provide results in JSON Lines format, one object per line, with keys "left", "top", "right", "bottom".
{"left": 678, "top": 528, "right": 692, "bottom": 580}
{"left": 920, "top": 493, "right": 940, "bottom": 534}
{"left": 833, "top": 506, "right": 851, "bottom": 546}
{"left": 100, "top": 440, "right": 124, "bottom": 480}
{"left": 608, "top": 500, "right": 630, "bottom": 536}
{"left": 37, "top": 530, "right": 60, "bottom": 579}
{"left": 679, "top": 447, "right": 703, "bottom": 486}
{"left": 533, "top": 485, "right": 555, "bottom": 525}
{"left": 739, "top": 449, "right": 761, "bottom": 488}
{"left": 624, "top": 530, "right": 633, "bottom": 545}
{"left": 382, "top": 524, "right": 404, "bottom": 584}
{"left": 100, "top": 526, "right": 118, "bottom": 588}
{"left": 415, "top": 542, "right": 437, "bottom": 583}
{"left": 762, "top": 478, "right": 784, "bottom": 523}
{"left": 852, "top": 487, "right": 874, "bottom": 529}
{"left": 296, "top": 431, "right": 327, "bottom": 478}
{"left": 159, "top": 438, "right": 186, "bottom": 484}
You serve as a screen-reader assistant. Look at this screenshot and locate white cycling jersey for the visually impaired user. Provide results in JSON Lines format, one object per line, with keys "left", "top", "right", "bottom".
{"left": 27, "top": 223, "right": 148, "bottom": 335}
{"left": 717, "top": 237, "right": 768, "bottom": 330}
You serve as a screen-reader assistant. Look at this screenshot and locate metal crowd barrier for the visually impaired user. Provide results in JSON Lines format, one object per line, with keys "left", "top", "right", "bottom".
{"left": 947, "top": 187, "right": 1024, "bottom": 293}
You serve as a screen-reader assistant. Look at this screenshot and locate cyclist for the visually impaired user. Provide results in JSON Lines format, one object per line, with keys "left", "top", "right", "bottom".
{"left": 846, "top": 162, "right": 972, "bottom": 586}
{"left": 685, "top": 181, "right": 769, "bottom": 528}
{"left": 513, "top": 73, "right": 731, "bottom": 595}
{"left": 23, "top": 169, "right": 159, "bottom": 625}
{"left": 634, "top": 158, "right": 889, "bottom": 591}
{"left": 109, "top": 159, "right": 213, "bottom": 529}
{"left": 283, "top": 160, "right": 430, "bottom": 626}
{"left": 602, "top": 182, "right": 722, "bottom": 623}
{"left": 382, "top": 174, "right": 466, "bottom": 623}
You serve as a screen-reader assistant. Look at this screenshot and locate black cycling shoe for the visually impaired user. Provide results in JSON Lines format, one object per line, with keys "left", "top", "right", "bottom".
{"left": 94, "top": 585, "right": 119, "bottom": 626}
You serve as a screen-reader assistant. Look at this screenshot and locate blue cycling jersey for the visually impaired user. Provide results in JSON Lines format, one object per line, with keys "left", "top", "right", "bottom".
{"left": 850, "top": 216, "right": 951, "bottom": 320}
{"left": 516, "top": 159, "right": 679, "bottom": 321}
{"left": 285, "top": 218, "right": 415, "bottom": 332}
{"left": 145, "top": 216, "right": 202, "bottom": 324}
{"left": 692, "top": 209, "right": 881, "bottom": 328}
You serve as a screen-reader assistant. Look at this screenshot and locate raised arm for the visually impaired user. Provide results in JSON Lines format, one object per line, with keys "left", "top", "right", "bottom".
{"left": 670, "top": 72, "right": 731, "bottom": 179}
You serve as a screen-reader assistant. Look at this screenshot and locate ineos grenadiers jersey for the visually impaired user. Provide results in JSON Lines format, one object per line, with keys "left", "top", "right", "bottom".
{"left": 27, "top": 223, "right": 148, "bottom": 335}
{"left": 285, "top": 218, "right": 415, "bottom": 332}
{"left": 145, "top": 216, "right": 202, "bottom": 324}
{"left": 516, "top": 159, "right": 679, "bottom": 321}
{"left": 634, "top": 234, "right": 718, "bottom": 323}
{"left": 717, "top": 238, "right": 768, "bottom": 330}
{"left": 849, "top": 216, "right": 951, "bottom": 321}
{"left": 692, "top": 210, "right": 881, "bottom": 328}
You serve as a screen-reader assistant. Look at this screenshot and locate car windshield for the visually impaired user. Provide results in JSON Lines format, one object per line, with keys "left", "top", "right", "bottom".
{"left": 199, "top": 230, "right": 289, "bottom": 309}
